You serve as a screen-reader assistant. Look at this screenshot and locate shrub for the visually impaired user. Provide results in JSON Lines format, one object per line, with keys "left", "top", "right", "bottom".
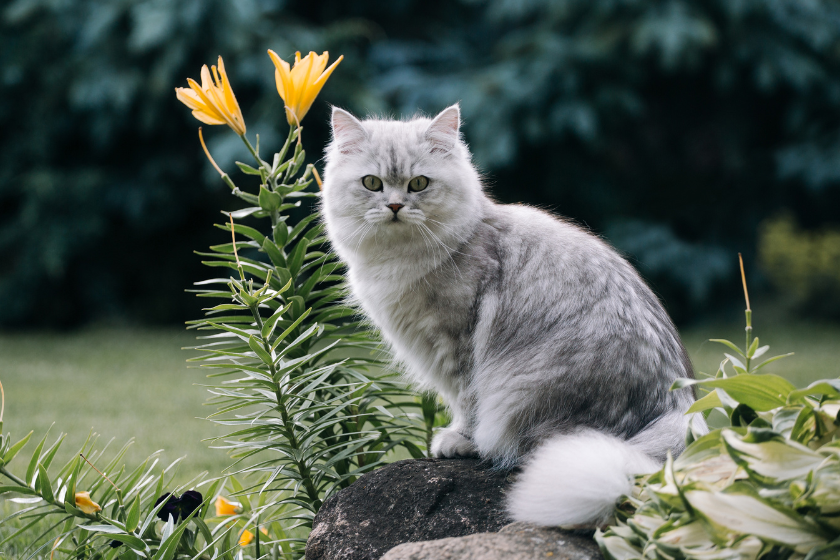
{"left": 596, "top": 261, "right": 840, "bottom": 560}
{"left": 759, "top": 215, "right": 840, "bottom": 318}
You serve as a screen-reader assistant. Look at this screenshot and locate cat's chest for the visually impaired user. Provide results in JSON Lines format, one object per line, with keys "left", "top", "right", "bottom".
{"left": 350, "top": 266, "right": 477, "bottom": 379}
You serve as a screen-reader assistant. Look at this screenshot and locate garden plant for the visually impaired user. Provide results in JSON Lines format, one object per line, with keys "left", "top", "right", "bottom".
{"left": 1, "top": 48, "right": 839, "bottom": 560}
{"left": 0, "top": 50, "right": 441, "bottom": 559}
{"left": 597, "top": 259, "right": 840, "bottom": 560}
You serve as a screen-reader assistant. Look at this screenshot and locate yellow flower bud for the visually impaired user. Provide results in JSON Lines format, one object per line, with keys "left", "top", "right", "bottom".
{"left": 74, "top": 491, "right": 101, "bottom": 514}
{"left": 239, "top": 529, "right": 254, "bottom": 546}
{"left": 215, "top": 496, "right": 242, "bottom": 516}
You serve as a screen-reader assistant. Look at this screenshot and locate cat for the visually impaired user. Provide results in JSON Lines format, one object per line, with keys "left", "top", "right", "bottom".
{"left": 320, "top": 103, "right": 706, "bottom": 527}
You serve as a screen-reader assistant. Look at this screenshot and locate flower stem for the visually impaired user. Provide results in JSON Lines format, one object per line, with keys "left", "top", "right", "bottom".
{"left": 739, "top": 254, "right": 753, "bottom": 371}
{"left": 241, "top": 134, "right": 271, "bottom": 172}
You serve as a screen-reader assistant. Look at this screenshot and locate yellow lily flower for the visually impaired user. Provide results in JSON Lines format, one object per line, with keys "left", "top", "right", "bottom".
{"left": 267, "top": 50, "right": 343, "bottom": 126}
{"left": 175, "top": 56, "right": 246, "bottom": 135}
{"left": 239, "top": 527, "right": 268, "bottom": 546}
{"left": 239, "top": 529, "right": 254, "bottom": 546}
{"left": 74, "top": 491, "right": 101, "bottom": 514}
{"left": 215, "top": 495, "right": 242, "bottom": 516}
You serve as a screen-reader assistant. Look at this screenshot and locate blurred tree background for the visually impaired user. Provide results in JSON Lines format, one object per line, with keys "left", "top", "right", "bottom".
{"left": 2, "top": 0, "right": 840, "bottom": 328}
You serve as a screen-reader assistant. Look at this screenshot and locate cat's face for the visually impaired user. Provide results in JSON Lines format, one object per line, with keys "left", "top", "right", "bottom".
{"left": 321, "top": 105, "right": 484, "bottom": 263}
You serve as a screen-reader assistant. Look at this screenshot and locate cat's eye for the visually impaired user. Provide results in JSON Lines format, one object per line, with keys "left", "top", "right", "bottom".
{"left": 408, "top": 176, "right": 429, "bottom": 192}
{"left": 362, "top": 175, "right": 383, "bottom": 191}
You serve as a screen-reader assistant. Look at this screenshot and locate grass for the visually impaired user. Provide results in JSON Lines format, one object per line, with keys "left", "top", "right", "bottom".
{"left": 0, "top": 327, "right": 231, "bottom": 483}
{"left": 0, "top": 310, "right": 838, "bottom": 555}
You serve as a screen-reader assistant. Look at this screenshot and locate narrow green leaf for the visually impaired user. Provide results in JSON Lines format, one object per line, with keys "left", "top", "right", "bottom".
{"left": 125, "top": 495, "right": 140, "bottom": 532}
{"left": 262, "top": 238, "right": 287, "bottom": 267}
{"left": 236, "top": 161, "right": 262, "bottom": 175}
{"left": 228, "top": 223, "right": 267, "bottom": 246}
{"left": 26, "top": 431, "right": 49, "bottom": 486}
{"left": 710, "top": 339, "right": 745, "bottom": 357}
{"left": 2, "top": 431, "right": 33, "bottom": 467}
{"left": 271, "top": 308, "right": 312, "bottom": 352}
{"left": 248, "top": 335, "right": 274, "bottom": 365}
{"left": 37, "top": 464, "right": 54, "bottom": 503}
{"left": 261, "top": 301, "right": 293, "bottom": 339}
{"left": 101, "top": 532, "right": 147, "bottom": 551}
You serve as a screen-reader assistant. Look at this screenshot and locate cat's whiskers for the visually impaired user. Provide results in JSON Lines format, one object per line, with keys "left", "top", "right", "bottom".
{"left": 425, "top": 217, "right": 469, "bottom": 245}
{"left": 352, "top": 222, "right": 376, "bottom": 254}
{"left": 419, "top": 223, "right": 464, "bottom": 280}
{"left": 416, "top": 225, "right": 445, "bottom": 273}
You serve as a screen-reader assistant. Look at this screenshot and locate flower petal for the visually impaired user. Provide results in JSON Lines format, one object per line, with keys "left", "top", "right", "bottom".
{"left": 75, "top": 491, "right": 101, "bottom": 515}
{"left": 239, "top": 529, "right": 254, "bottom": 546}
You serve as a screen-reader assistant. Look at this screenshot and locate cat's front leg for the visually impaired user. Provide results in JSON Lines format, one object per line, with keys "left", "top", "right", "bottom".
{"left": 430, "top": 417, "right": 478, "bottom": 458}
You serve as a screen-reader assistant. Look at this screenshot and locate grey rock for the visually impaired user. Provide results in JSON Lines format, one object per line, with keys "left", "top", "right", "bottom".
{"left": 305, "top": 458, "right": 513, "bottom": 560}
{"left": 381, "top": 522, "right": 603, "bottom": 560}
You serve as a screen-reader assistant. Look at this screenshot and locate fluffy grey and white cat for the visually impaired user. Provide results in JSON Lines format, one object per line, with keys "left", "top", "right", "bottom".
{"left": 320, "top": 104, "right": 706, "bottom": 527}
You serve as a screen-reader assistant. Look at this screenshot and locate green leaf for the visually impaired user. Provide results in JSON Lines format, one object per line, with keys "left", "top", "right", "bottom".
{"left": 262, "top": 238, "right": 287, "bottom": 267}
{"left": 64, "top": 455, "right": 80, "bottom": 507}
{"left": 686, "top": 389, "right": 723, "bottom": 414}
{"left": 274, "top": 222, "right": 289, "bottom": 246}
{"left": 26, "top": 431, "right": 49, "bottom": 486}
{"left": 753, "top": 352, "right": 795, "bottom": 372}
{"left": 684, "top": 487, "right": 827, "bottom": 549}
{"left": 82, "top": 524, "right": 129, "bottom": 534}
{"left": 710, "top": 339, "right": 745, "bottom": 357}
{"left": 236, "top": 161, "right": 262, "bottom": 175}
{"left": 226, "top": 207, "right": 262, "bottom": 220}
{"left": 102, "top": 532, "right": 147, "bottom": 551}
{"left": 722, "top": 429, "right": 824, "bottom": 480}
{"left": 248, "top": 335, "right": 274, "bottom": 365}
{"left": 125, "top": 495, "right": 140, "bottom": 532}
{"left": 37, "top": 464, "right": 54, "bottom": 503}
{"left": 672, "top": 374, "right": 795, "bottom": 411}
{"left": 747, "top": 337, "right": 760, "bottom": 358}
{"left": 0, "top": 486, "right": 37, "bottom": 495}
{"left": 219, "top": 222, "right": 266, "bottom": 245}
{"left": 258, "top": 185, "right": 282, "bottom": 211}
{"left": 2, "top": 430, "right": 32, "bottom": 466}
{"left": 788, "top": 379, "right": 840, "bottom": 402}
{"left": 271, "top": 308, "right": 312, "bottom": 352}
{"left": 261, "top": 301, "right": 293, "bottom": 339}
{"left": 287, "top": 238, "right": 309, "bottom": 277}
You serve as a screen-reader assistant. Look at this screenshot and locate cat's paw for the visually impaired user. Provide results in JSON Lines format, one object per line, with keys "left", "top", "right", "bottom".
{"left": 431, "top": 428, "right": 479, "bottom": 458}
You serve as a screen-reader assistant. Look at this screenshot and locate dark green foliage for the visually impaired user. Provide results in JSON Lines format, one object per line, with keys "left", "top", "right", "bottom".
{"left": 3, "top": 0, "right": 840, "bottom": 326}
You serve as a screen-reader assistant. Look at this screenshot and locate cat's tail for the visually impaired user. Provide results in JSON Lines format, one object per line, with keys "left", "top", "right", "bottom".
{"left": 507, "top": 413, "right": 703, "bottom": 527}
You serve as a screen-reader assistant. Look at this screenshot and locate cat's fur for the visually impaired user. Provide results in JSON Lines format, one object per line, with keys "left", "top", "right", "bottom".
{"left": 320, "top": 104, "right": 706, "bottom": 526}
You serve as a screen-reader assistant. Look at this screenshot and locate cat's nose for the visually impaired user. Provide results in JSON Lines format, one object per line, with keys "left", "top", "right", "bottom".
{"left": 387, "top": 203, "right": 404, "bottom": 214}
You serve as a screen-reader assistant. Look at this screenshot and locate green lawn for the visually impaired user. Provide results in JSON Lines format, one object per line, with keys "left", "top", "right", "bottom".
{"left": 0, "top": 327, "right": 231, "bottom": 483}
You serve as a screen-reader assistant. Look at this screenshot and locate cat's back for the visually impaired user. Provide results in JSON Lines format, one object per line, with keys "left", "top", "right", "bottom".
{"left": 476, "top": 201, "right": 690, "bottom": 378}
{"left": 481, "top": 202, "right": 642, "bottom": 301}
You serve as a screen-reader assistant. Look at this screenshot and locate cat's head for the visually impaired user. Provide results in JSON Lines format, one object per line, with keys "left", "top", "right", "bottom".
{"left": 321, "top": 104, "right": 485, "bottom": 265}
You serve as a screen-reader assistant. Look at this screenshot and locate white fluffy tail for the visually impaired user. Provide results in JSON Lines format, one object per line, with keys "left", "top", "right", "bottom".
{"left": 507, "top": 430, "right": 660, "bottom": 527}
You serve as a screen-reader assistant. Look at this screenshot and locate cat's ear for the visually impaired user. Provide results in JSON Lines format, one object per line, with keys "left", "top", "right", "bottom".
{"left": 426, "top": 104, "right": 461, "bottom": 154}
{"left": 331, "top": 107, "right": 366, "bottom": 155}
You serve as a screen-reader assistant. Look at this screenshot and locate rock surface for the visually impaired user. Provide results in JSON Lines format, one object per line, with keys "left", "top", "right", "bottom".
{"left": 381, "top": 522, "right": 603, "bottom": 560}
{"left": 305, "top": 458, "right": 512, "bottom": 560}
